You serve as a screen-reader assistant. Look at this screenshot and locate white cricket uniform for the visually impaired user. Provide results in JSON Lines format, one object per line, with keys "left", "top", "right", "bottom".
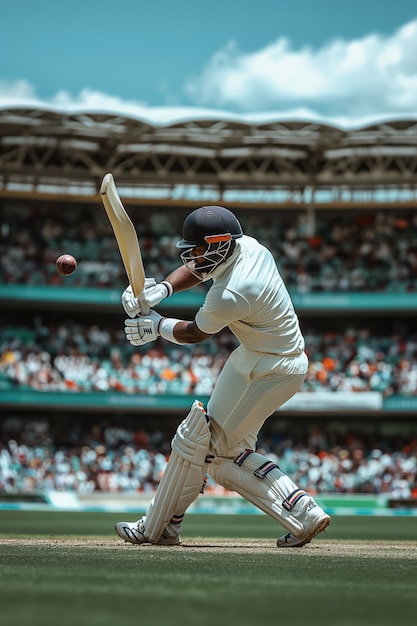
{"left": 116, "top": 234, "right": 330, "bottom": 547}
{"left": 195, "top": 235, "right": 308, "bottom": 457}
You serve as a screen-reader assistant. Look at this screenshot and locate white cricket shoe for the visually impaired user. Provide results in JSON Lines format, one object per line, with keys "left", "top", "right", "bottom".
{"left": 115, "top": 518, "right": 147, "bottom": 544}
{"left": 277, "top": 498, "right": 331, "bottom": 548}
{"left": 114, "top": 517, "right": 181, "bottom": 546}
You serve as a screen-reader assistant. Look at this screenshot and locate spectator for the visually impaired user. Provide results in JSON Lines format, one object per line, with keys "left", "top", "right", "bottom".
{"left": 1, "top": 418, "right": 415, "bottom": 497}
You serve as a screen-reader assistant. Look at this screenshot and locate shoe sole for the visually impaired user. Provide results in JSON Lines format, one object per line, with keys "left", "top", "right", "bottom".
{"left": 277, "top": 514, "right": 331, "bottom": 548}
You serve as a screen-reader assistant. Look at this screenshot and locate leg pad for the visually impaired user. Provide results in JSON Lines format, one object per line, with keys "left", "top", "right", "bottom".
{"left": 209, "top": 451, "right": 327, "bottom": 538}
{"left": 144, "top": 401, "right": 211, "bottom": 543}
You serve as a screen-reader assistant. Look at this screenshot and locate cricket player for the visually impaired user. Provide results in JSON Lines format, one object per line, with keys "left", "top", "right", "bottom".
{"left": 115, "top": 206, "right": 330, "bottom": 547}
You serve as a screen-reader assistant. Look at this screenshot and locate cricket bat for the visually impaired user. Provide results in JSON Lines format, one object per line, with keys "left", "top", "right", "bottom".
{"left": 100, "top": 173, "right": 149, "bottom": 313}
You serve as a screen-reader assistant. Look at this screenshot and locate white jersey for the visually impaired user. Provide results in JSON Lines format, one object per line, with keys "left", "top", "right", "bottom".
{"left": 195, "top": 235, "right": 305, "bottom": 356}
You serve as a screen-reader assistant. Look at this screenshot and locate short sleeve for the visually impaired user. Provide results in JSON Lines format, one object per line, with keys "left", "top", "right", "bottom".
{"left": 195, "top": 287, "right": 249, "bottom": 335}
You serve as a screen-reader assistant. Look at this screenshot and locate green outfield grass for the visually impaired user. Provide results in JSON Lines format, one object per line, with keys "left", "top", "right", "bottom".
{"left": 1, "top": 509, "right": 417, "bottom": 540}
{"left": 0, "top": 509, "right": 417, "bottom": 540}
{"left": 0, "top": 511, "right": 416, "bottom": 626}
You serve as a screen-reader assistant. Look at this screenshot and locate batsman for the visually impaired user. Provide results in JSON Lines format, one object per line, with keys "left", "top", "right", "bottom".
{"left": 115, "top": 205, "right": 331, "bottom": 548}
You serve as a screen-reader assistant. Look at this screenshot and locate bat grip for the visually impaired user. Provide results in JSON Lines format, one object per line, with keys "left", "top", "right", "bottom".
{"left": 137, "top": 293, "right": 149, "bottom": 315}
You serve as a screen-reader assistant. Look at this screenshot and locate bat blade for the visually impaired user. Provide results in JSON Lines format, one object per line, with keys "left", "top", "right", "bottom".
{"left": 100, "top": 173, "right": 147, "bottom": 309}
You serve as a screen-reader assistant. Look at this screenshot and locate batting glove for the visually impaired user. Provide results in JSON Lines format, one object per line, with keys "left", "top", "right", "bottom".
{"left": 122, "top": 278, "right": 173, "bottom": 317}
{"left": 124, "top": 310, "right": 163, "bottom": 346}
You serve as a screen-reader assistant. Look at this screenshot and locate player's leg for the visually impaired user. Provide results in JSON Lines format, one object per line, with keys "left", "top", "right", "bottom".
{"left": 206, "top": 346, "right": 330, "bottom": 546}
{"left": 115, "top": 400, "right": 211, "bottom": 545}
{"left": 115, "top": 347, "right": 279, "bottom": 545}
{"left": 207, "top": 346, "right": 308, "bottom": 457}
{"left": 209, "top": 452, "right": 330, "bottom": 547}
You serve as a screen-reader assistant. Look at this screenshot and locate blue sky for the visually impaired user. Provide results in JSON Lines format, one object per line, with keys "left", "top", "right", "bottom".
{"left": 1, "top": 1, "right": 417, "bottom": 126}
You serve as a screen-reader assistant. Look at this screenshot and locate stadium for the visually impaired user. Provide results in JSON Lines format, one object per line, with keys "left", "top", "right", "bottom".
{"left": 1, "top": 107, "right": 417, "bottom": 625}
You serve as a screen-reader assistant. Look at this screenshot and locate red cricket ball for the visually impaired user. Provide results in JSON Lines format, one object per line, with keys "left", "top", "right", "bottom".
{"left": 56, "top": 254, "right": 77, "bottom": 276}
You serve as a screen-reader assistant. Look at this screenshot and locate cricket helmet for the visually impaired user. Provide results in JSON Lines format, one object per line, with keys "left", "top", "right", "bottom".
{"left": 176, "top": 206, "right": 243, "bottom": 278}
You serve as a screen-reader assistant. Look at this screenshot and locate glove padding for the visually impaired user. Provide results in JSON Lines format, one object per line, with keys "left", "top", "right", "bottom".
{"left": 124, "top": 310, "right": 163, "bottom": 346}
{"left": 122, "top": 278, "right": 171, "bottom": 317}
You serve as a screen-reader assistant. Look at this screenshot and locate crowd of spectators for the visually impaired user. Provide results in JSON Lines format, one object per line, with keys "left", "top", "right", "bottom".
{"left": 0, "top": 322, "right": 234, "bottom": 396}
{"left": 0, "top": 416, "right": 415, "bottom": 498}
{"left": 1, "top": 200, "right": 416, "bottom": 501}
{"left": 267, "top": 435, "right": 417, "bottom": 499}
{"left": 0, "top": 416, "right": 170, "bottom": 494}
{"left": 1, "top": 321, "right": 416, "bottom": 397}
{"left": 1, "top": 201, "right": 417, "bottom": 293}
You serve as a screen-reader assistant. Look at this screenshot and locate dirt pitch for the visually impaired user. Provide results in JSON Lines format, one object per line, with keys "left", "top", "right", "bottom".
{"left": 1, "top": 537, "right": 416, "bottom": 559}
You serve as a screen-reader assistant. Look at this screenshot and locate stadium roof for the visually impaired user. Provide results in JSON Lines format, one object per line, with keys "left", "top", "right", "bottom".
{"left": 0, "top": 106, "right": 416, "bottom": 208}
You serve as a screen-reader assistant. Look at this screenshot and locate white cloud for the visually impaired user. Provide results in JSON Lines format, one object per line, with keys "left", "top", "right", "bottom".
{"left": 185, "top": 19, "right": 417, "bottom": 119}
{"left": 0, "top": 83, "right": 149, "bottom": 117}
{"left": 0, "top": 82, "right": 238, "bottom": 125}
{"left": 0, "top": 79, "right": 38, "bottom": 101}
{"left": 1, "top": 20, "right": 417, "bottom": 128}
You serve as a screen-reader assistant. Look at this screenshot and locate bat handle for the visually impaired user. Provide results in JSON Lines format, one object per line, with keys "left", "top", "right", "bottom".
{"left": 137, "top": 293, "right": 149, "bottom": 316}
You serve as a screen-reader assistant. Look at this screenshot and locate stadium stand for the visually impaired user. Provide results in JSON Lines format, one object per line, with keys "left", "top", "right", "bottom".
{"left": 1, "top": 321, "right": 416, "bottom": 397}
{"left": 1, "top": 202, "right": 417, "bottom": 292}
{"left": 0, "top": 109, "right": 416, "bottom": 502}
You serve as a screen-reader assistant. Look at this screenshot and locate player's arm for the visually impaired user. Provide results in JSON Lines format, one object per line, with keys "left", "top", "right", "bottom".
{"left": 124, "top": 280, "right": 241, "bottom": 348}
{"left": 167, "top": 319, "right": 212, "bottom": 344}
{"left": 124, "top": 314, "right": 213, "bottom": 347}
{"left": 124, "top": 287, "right": 240, "bottom": 348}
{"left": 164, "top": 264, "right": 202, "bottom": 293}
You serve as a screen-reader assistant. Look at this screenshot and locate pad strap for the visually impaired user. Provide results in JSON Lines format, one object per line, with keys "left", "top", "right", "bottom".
{"left": 282, "top": 489, "right": 309, "bottom": 511}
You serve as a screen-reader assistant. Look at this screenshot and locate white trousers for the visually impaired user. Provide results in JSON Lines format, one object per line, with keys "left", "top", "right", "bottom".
{"left": 207, "top": 345, "right": 308, "bottom": 458}
{"left": 149, "top": 346, "right": 308, "bottom": 542}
